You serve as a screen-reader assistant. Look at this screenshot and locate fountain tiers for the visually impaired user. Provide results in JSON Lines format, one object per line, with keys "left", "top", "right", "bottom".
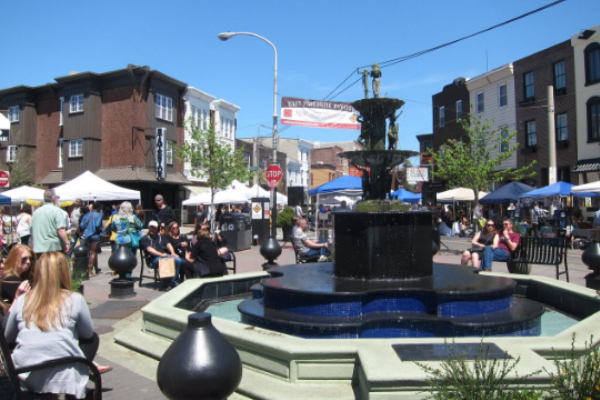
{"left": 240, "top": 263, "right": 544, "bottom": 339}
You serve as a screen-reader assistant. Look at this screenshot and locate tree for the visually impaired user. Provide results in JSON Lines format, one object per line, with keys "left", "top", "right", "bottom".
{"left": 7, "top": 148, "right": 37, "bottom": 188}
{"left": 176, "top": 120, "right": 250, "bottom": 219}
{"left": 429, "top": 115, "right": 536, "bottom": 204}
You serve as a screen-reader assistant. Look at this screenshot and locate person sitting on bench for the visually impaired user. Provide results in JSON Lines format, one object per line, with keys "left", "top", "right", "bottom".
{"left": 292, "top": 218, "right": 330, "bottom": 262}
{"left": 461, "top": 220, "right": 497, "bottom": 269}
{"left": 480, "top": 218, "right": 520, "bottom": 272}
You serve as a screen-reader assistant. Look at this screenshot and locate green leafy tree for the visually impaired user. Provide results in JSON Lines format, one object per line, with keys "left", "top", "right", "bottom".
{"left": 7, "top": 148, "right": 37, "bottom": 188}
{"left": 429, "top": 115, "right": 536, "bottom": 204}
{"left": 176, "top": 120, "right": 250, "bottom": 218}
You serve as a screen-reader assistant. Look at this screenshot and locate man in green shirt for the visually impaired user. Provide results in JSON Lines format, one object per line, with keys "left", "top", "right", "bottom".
{"left": 31, "top": 189, "right": 70, "bottom": 255}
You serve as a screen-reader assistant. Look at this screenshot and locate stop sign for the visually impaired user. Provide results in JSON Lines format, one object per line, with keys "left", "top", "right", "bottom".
{"left": 0, "top": 171, "right": 9, "bottom": 188}
{"left": 264, "top": 165, "right": 283, "bottom": 185}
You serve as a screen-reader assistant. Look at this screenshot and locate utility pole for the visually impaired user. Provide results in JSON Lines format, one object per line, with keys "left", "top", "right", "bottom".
{"left": 548, "top": 85, "right": 557, "bottom": 185}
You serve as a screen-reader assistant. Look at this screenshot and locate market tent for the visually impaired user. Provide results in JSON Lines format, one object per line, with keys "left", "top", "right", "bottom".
{"left": 0, "top": 194, "right": 10, "bottom": 205}
{"left": 183, "top": 189, "right": 249, "bottom": 206}
{"left": 521, "top": 181, "right": 599, "bottom": 198}
{"left": 479, "top": 182, "right": 535, "bottom": 204}
{"left": 308, "top": 176, "right": 362, "bottom": 196}
{"left": 437, "top": 188, "right": 476, "bottom": 202}
{"left": 391, "top": 189, "right": 421, "bottom": 203}
{"left": 571, "top": 180, "right": 600, "bottom": 194}
{"left": 1, "top": 186, "right": 45, "bottom": 202}
{"left": 54, "top": 171, "right": 140, "bottom": 201}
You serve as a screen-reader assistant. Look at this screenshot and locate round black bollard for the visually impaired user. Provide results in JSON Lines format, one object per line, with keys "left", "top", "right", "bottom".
{"left": 73, "top": 241, "right": 90, "bottom": 281}
{"left": 157, "top": 312, "right": 243, "bottom": 400}
{"left": 260, "top": 236, "right": 282, "bottom": 270}
{"left": 108, "top": 243, "right": 137, "bottom": 298}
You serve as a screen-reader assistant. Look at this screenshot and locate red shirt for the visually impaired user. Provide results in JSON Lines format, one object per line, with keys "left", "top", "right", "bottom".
{"left": 498, "top": 232, "right": 520, "bottom": 254}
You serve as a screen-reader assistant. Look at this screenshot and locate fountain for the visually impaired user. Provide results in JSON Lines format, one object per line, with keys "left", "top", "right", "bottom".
{"left": 237, "top": 65, "right": 544, "bottom": 339}
{"left": 115, "top": 66, "right": 600, "bottom": 399}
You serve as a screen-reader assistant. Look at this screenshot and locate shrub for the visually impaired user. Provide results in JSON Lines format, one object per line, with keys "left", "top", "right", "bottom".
{"left": 277, "top": 206, "right": 295, "bottom": 228}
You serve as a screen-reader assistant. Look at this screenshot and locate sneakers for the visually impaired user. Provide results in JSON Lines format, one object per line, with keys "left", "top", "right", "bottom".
{"left": 318, "top": 255, "right": 328, "bottom": 262}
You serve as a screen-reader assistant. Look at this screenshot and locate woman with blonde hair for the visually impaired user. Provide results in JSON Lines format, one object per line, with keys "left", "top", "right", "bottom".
{"left": 1, "top": 244, "right": 36, "bottom": 305}
{"left": 5, "top": 252, "right": 99, "bottom": 399}
{"left": 108, "top": 201, "right": 144, "bottom": 255}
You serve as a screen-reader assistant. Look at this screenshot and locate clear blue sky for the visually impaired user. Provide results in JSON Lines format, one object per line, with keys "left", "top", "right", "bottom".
{"left": 2, "top": 0, "right": 598, "bottom": 158}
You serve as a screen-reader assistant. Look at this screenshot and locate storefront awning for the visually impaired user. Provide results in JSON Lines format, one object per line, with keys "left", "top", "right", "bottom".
{"left": 572, "top": 158, "right": 600, "bottom": 173}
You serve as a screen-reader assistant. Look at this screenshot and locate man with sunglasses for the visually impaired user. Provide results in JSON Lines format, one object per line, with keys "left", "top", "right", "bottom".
{"left": 480, "top": 218, "right": 520, "bottom": 272}
{"left": 153, "top": 194, "right": 177, "bottom": 233}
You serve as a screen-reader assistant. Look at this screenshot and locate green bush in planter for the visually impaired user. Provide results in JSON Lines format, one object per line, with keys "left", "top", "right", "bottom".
{"left": 277, "top": 206, "right": 296, "bottom": 228}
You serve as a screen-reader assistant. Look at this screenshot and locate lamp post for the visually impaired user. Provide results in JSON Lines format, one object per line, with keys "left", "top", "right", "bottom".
{"left": 217, "top": 32, "right": 278, "bottom": 165}
{"left": 219, "top": 31, "right": 282, "bottom": 268}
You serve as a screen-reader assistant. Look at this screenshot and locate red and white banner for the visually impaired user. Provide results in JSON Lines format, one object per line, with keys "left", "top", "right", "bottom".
{"left": 281, "top": 97, "right": 360, "bottom": 130}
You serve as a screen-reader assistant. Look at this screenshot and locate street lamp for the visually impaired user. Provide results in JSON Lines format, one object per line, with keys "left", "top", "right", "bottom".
{"left": 218, "top": 32, "right": 278, "bottom": 165}
{"left": 219, "top": 31, "right": 282, "bottom": 267}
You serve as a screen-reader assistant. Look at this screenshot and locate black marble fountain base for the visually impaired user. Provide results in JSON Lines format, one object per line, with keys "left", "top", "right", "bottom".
{"left": 239, "top": 263, "right": 544, "bottom": 339}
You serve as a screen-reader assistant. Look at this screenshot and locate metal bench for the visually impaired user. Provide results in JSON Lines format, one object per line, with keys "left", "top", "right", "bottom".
{"left": 138, "top": 248, "right": 159, "bottom": 288}
{"left": 222, "top": 251, "right": 237, "bottom": 274}
{"left": 507, "top": 237, "right": 570, "bottom": 282}
{"left": 0, "top": 328, "right": 102, "bottom": 400}
{"left": 292, "top": 242, "right": 320, "bottom": 264}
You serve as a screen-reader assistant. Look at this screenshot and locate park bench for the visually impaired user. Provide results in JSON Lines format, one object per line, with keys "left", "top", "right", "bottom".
{"left": 0, "top": 328, "right": 102, "bottom": 400}
{"left": 139, "top": 248, "right": 236, "bottom": 288}
{"left": 292, "top": 241, "right": 320, "bottom": 264}
{"left": 506, "top": 237, "right": 570, "bottom": 282}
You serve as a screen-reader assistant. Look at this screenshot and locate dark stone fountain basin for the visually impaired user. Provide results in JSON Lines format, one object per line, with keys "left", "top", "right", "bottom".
{"left": 238, "top": 263, "right": 544, "bottom": 339}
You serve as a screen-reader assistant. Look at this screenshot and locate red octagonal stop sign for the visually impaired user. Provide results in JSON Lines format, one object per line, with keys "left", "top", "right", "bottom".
{"left": 264, "top": 165, "right": 283, "bottom": 185}
{"left": 0, "top": 171, "right": 9, "bottom": 188}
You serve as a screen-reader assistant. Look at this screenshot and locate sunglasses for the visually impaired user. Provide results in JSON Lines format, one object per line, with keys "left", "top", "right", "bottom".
{"left": 486, "top": 224, "right": 495, "bottom": 227}
{"left": 21, "top": 256, "right": 33, "bottom": 263}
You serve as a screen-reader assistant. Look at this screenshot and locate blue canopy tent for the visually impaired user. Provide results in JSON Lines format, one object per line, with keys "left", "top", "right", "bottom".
{"left": 479, "top": 182, "right": 535, "bottom": 204}
{"left": 391, "top": 189, "right": 421, "bottom": 203}
{"left": 308, "top": 175, "right": 362, "bottom": 196}
{"left": 0, "top": 194, "right": 10, "bottom": 205}
{"left": 520, "top": 181, "right": 599, "bottom": 198}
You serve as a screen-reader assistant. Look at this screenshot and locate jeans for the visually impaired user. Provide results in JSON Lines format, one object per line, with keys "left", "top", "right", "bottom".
{"left": 304, "top": 238, "right": 330, "bottom": 258}
{"left": 481, "top": 246, "right": 510, "bottom": 271}
{"left": 151, "top": 256, "right": 184, "bottom": 286}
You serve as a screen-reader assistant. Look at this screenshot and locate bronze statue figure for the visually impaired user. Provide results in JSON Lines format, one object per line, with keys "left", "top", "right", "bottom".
{"left": 357, "top": 117, "right": 371, "bottom": 149}
{"left": 387, "top": 113, "right": 399, "bottom": 150}
{"left": 361, "top": 69, "right": 370, "bottom": 99}
{"left": 370, "top": 63, "right": 382, "bottom": 98}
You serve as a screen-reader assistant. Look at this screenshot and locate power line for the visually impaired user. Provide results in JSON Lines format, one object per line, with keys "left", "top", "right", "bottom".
{"left": 324, "top": 0, "right": 569, "bottom": 101}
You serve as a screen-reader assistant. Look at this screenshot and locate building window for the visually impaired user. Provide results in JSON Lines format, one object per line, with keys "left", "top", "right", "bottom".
{"left": 70, "top": 94, "right": 84, "bottom": 113}
{"left": 58, "top": 138, "right": 63, "bottom": 168}
{"left": 439, "top": 107, "right": 445, "bottom": 127}
{"left": 588, "top": 96, "right": 600, "bottom": 142}
{"left": 456, "top": 100, "right": 462, "bottom": 120}
{"left": 244, "top": 152, "right": 251, "bottom": 168}
{"left": 500, "top": 127, "right": 509, "bottom": 153}
{"left": 69, "top": 139, "right": 83, "bottom": 157}
{"left": 423, "top": 139, "right": 432, "bottom": 152}
{"left": 525, "top": 120, "right": 537, "bottom": 147}
{"left": 166, "top": 141, "right": 174, "bottom": 165}
{"left": 7, "top": 146, "right": 17, "bottom": 163}
{"left": 556, "top": 113, "right": 568, "bottom": 142}
{"left": 155, "top": 94, "right": 173, "bottom": 121}
{"left": 585, "top": 42, "right": 600, "bottom": 85}
{"left": 8, "top": 106, "right": 19, "bottom": 122}
{"left": 262, "top": 156, "right": 268, "bottom": 170}
{"left": 554, "top": 61, "right": 566, "bottom": 89}
{"left": 477, "top": 93, "right": 484, "bottom": 113}
{"left": 524, "top": 72, "right": 535, "bottom": 99}
{"left": 59, "top": 97, "right": 64, "bottom": 126}
{"left": 499, "top": 84, "right": 507, "bottom": 107}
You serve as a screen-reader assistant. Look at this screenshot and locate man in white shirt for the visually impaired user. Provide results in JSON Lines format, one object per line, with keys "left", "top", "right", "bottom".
{"left": 295, "top": 202, "right": 304, "bottom": 218}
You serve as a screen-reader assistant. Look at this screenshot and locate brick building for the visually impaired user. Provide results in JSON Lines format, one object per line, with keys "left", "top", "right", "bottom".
{"left": 514, "top": 40, "right": 577, "bottom": 186}
{"left": 0, "top": 64, "right": 192, "bottom": 207}
{"left": 431, "top": 78, "right": 470, "bottom": 152}
{"left": 310, "top": 145, "right": 343, "bottom": 189}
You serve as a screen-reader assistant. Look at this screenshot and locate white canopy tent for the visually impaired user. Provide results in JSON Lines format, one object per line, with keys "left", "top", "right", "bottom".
{"left": 436, "top": 188, "right": 488, "bottom": 201}
{"left": 54, "top": 171, "right": 140, "bottom": 201}
{"left": 183, "top": 189, "right": 249, "bottom": 206}
{"left": 1, "top": 186, "right": 45, "bottom": 203}
{"left": 571, "top": 180, "right": 600, "bottom": 194}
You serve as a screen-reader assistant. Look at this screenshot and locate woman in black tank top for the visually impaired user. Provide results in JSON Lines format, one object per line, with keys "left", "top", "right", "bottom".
{"left": 461, "top": 220, "right": 498, "bottom": 269}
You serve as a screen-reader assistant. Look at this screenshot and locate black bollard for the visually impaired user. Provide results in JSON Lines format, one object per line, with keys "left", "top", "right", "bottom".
{"left": 73, "top": 241, "right": 90, "bottom": 281}
{"left": 108, "top": 243, "right": 137, "bottom": 298}
{"left": 157, "top": 312, "right": 242, "bottom": 400}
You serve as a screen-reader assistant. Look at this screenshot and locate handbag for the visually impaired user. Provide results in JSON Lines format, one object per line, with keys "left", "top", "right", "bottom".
{"left": 158, "top": 258, "right": 176, "bottom": 279}
{"left": 192, "top": 259, "right": 211, "bottom": 278}
{"left": 469, "top": 247, "right": 484, "bottom": 253}
{"left": 130, "top": 231, "right": 141, "bottom": 249}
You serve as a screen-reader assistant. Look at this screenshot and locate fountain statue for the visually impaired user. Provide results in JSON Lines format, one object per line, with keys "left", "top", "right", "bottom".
{"left": 238, "top": 68, "right": 545, "bottom": 339}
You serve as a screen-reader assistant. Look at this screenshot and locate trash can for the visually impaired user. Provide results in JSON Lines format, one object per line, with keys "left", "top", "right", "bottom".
{"left": 220, "top": 213, "right": 252, "bottom": 252}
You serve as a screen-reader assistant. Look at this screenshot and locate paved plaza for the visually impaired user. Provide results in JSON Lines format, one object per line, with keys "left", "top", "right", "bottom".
{"left": 1, "top": 227, "right": 594, "bottom": 399}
